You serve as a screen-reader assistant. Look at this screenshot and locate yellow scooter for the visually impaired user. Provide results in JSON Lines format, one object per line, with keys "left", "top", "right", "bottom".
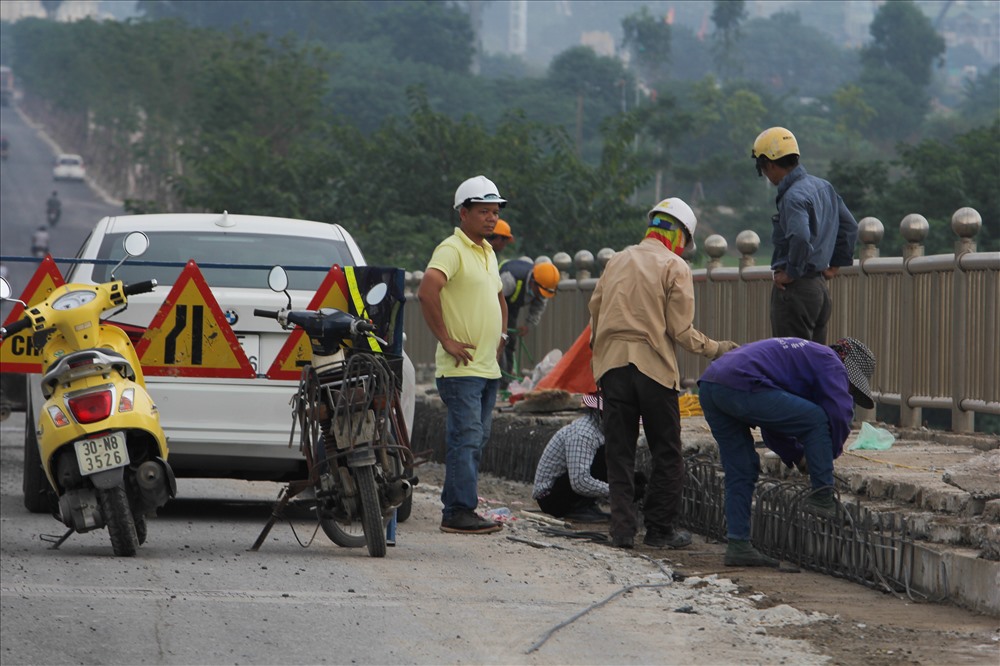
{"left": 0, "top": 232, "right": 175, "bottom": 556}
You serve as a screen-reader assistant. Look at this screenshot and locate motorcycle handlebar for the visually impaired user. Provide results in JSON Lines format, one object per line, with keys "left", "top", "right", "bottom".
{"left": 1, "top": 317, "right": 31, "bottom": 338}
{"left": 353, "top": 320, "right": 376, "bottom": 334}
{"left": 254, "top": 308, "right": 279, "bottom": 320}
{"left": 123, "top": 279, "right": 157, "bottom": 296}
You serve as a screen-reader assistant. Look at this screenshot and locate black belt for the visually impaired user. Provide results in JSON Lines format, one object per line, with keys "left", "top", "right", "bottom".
{"left": 800, "top": 271, "right": 824, "bottom": 279}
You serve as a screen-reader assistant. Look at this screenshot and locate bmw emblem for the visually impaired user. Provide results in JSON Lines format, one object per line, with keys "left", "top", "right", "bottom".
{"left": 224, "top": 310, "right": 239, "bottom": 326}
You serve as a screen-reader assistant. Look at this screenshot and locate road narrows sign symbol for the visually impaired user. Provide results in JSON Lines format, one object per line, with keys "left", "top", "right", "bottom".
{"left": 0, "top": 256, "right": 66, "bottom": 374}
{"left": 265, "top": 265, "right": 351, "bottom": 380}
{"left": 135, "top": 260, "right": 255, "bottom": 378}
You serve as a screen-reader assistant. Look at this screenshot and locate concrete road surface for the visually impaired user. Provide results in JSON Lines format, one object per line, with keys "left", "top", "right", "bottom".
{"left": 1, "top": 411, "right": 835, "bottom": 665}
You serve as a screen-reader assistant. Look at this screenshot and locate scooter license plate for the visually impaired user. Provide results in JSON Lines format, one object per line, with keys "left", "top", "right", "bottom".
{"left": 74, "top": 431, "right": 130, "bottom": 476}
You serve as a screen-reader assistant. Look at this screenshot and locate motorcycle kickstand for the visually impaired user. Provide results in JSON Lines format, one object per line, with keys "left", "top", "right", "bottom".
{"left": 248, "top": 481, "right": 308, "bottom": 552}
{"left": 40, "top": 528, "right": 74, "bottom": 550}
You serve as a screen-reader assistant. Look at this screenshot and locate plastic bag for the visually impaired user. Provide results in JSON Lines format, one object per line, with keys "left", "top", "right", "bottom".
{"left": 530, "top": 349, "right": 563, "bottom": 385}
{"left": 848, "top": 422, "right": 895, "bottom": 451}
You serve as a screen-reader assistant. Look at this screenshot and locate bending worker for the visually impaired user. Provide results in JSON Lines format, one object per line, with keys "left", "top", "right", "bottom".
{"left": 499, "top": 258, "right": 560, "bottom": 385}
{"left": 698, "top": 336, "right": 876, "bottom": 567}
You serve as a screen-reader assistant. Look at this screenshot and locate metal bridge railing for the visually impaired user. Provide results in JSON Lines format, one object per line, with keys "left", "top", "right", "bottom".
{"left": 402, "top": 207, "right": 999, "bottom": 433}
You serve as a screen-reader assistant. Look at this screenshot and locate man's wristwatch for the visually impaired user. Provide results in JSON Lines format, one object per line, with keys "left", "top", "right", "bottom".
{"left": 500, "top": 333, "right": 509, "bottom": 343}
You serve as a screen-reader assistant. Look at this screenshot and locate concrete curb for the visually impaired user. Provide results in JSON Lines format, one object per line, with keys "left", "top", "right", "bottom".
{"left": 412, "top": 391, "right": 1000, "bottom": 616}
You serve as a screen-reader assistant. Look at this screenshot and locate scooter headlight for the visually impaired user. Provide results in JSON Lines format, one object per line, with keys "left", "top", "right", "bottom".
{"left": 68, "top": 390, "right": 113, "bottom": 424}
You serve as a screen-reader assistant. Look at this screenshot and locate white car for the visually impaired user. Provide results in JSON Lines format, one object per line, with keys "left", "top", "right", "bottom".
{"left": 52, "top": 153, "right": 86, "bottom": 181}
{"left": 23, "top": 213, "right": 415, "bottom": 504}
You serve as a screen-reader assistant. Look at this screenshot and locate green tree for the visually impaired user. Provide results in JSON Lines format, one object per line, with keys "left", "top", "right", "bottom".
{"left": 710, "top": 0, "right": 747, "bottom": 81}
{"left": 176, "top": 33, "right": 333, "bottom": 218}
{"left": 734, "top": 12, "right": 859, "bottom": 98}
{"left": 861, "top": 0, "right": 945, "bottom": 88}
{"left": 621, "top": 6, "right": 672, "bottom": 86}
{"left": 830, "top": 122, "right": 999, "bottom": 254}
{"left": 960, "top": 66, "right": 1000, "bottom": 128}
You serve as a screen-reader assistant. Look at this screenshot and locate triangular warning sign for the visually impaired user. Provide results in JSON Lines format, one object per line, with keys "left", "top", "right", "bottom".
{"left": 135, "top": 260, "right": 255, "bottom": 378}
{"left": 0, "top": 256, "right": 66, "bottom": 374}
{"left": 265, "top": 265, "right": 351, "bottom": 380}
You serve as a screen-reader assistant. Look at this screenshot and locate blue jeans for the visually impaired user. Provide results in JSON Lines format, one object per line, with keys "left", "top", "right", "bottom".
{"left": 436, "top": 376, "right": 499, "bottom": 520}
{"left": 699, "top": 381, "right": 834, "bottom": 541}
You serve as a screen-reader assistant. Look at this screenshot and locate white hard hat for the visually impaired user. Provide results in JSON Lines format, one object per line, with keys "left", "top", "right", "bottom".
{"left": 454, "top": 175, "right": 507, "bottom": 210}
{"left": 647, "top": 197, "right": 697, "bottom": 242}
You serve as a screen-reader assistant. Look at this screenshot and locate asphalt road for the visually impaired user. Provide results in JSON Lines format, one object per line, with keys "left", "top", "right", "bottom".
{"left": 0, "top": 104, "right": 122, "bottom": 318}
{"left": 1, "top": 409, "right": 838, "bottom": 665}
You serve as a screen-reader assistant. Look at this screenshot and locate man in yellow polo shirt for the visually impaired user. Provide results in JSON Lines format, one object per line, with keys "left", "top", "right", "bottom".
{"left": 417, "top": 175, "right": 510, "bottom": 535}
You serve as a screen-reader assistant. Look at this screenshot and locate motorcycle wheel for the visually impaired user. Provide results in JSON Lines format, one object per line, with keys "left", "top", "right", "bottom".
{"left": 23, "top": 403, "right": 56, "bottom": 514}
{"left": 318, "top": 508, "right": 367, "bottom": 549}
{"left": 356, "top": 465, "right": 387, "bottom": 558}
{"left": 98, "top": 486, "right": 139, "bottom": 557}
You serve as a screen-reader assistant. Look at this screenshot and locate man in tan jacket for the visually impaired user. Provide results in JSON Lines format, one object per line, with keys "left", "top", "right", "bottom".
{"left": 590, "top": 197, "right": 737, "bottom": 549}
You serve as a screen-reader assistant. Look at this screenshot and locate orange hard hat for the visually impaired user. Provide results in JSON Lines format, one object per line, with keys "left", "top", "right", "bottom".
{"left": 493, "top": 219, "right": 514, "bottom": 240}
{"left": 532, "top": 262, "right": 560, "bottom": 298}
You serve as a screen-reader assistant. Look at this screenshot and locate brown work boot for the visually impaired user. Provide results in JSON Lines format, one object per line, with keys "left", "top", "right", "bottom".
{"left": 440, "top": 510, "right": 503, "bottom": 534}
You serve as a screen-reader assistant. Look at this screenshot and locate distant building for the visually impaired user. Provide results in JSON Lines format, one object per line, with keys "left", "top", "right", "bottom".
{"left": 0, "top": 0, "right": 105, "bottom": 23}
{"left": 942, "top": 9, "right": 1000, "bottom": 64}
{"left": 581, "top": 31, "right": 615, "bottom": 58}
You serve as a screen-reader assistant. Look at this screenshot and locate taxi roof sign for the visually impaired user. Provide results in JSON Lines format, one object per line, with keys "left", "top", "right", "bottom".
{"left": 0, "top": 256, "right": 66, "bottom": 374}
{"left": 135, "top": 260, "right": 255, "bottom": 378}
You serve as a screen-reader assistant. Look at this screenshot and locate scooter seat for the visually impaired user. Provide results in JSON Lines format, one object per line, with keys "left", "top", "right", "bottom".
{"left": 41, "top": 348, "right": 137, "bottom": 398}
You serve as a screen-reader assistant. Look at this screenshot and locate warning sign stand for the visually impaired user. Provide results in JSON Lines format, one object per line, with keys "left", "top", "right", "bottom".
{"left": 135, "top": 260, "right": 255, "bottom": 378}
{"left": 0, "top": 256, "right": 66, "bottom": 374}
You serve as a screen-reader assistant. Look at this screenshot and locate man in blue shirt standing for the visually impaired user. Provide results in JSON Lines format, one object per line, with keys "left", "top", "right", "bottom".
{"left": 752, "top": 127, "right": 859, "bottom": 344}
{"left": 698, "top": 337, "right": 876, "bottom": 567}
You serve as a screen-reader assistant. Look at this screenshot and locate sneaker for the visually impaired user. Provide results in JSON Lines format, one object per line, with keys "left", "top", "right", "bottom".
{"left": 440, "top": 510, "right": 503, "bottom": 534}
{"left": 610, "top": 534, "right": 634, "bottom": 549}
{"left": 724, "top": 540, "right": 780, "bottom": 567}
{"left": 563, "top": 506, "right": 611, "bottom": 523}
{"left": 643, "top": 526, "right": 692, "bottom": 549}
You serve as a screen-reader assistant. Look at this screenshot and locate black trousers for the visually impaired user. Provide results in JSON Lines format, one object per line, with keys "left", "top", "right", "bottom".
{"left": 536, "top": 446, "right": 607, "bottom": 517}
{"left": 599, "top": 364, "right": 682, "bottom": 539}
{"left": 770, "top": 275, "right": 831, "bottom": 344}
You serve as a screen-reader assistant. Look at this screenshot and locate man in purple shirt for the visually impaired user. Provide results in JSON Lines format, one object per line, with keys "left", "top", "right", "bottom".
{"left": 698, "top": 337, "right": 876, "bottom": 567}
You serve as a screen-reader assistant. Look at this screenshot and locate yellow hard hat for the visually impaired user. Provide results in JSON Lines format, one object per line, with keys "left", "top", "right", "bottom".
{"left": 532, "top": 262, "right": 560, "bottom": 298}
{"left": 751, "top": 127, "right": 799, "bottom": 160}
{"left": 493, "top": 219, "right": 514, "bottom": 240}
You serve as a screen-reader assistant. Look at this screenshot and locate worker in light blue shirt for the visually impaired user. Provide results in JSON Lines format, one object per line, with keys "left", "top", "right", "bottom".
{"left": 698, "top": 337, "right": 875, "bottom": 567}
{"left": 752, "top": 127, "right": 858, "bottom": 344}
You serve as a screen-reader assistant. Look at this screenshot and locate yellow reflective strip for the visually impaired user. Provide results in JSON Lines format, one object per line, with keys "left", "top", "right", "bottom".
{"left": 511, "top": 280, "right": 524, "bottom": 303}
{"left": 345, "top": 267, "right": 382, "bottom": 353}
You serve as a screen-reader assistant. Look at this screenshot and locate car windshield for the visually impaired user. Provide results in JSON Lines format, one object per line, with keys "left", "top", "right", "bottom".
{"left": 92, "top": 231, "right": 356, "bottom": 290}
{"left": 59, "top": 157, "right": 81, "bottom": 166}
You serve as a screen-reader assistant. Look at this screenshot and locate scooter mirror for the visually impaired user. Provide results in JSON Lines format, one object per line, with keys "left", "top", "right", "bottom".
{"left": 267, "top": 266, "right": 289, "bottom": 293}
{"left": 365, "top": 283, "right": 388, "bottom": 306}
{"left": 123, "top": 231, "right": 150, "bottom": 258}
{"left": 0, "top": 277, "right": 11, "bottom": 301}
